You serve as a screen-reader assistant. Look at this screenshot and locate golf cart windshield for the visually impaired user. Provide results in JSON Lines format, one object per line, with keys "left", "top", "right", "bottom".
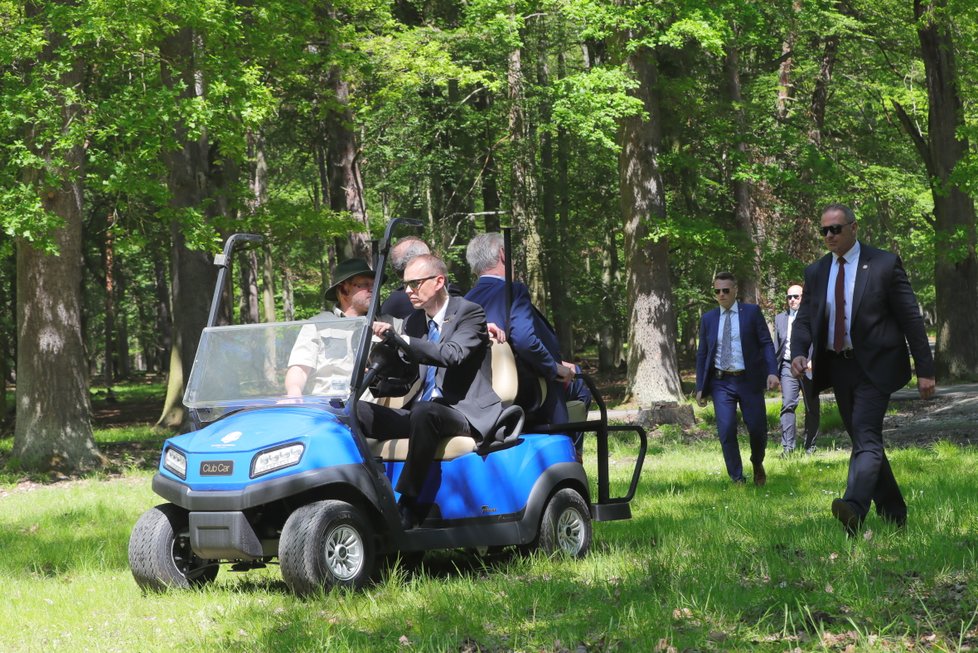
{"left": 183, "top": 315, "right": 368, "bottom": 423}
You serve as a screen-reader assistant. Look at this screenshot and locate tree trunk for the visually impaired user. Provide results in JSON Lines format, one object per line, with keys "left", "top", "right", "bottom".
{"left": 723, "top": 43, "right": 760, "bottom": 304}
{"left": 476, "top": 93, "right": 502, "bottom": 233}
{"left": 0, "top": 243, "right": 10, "bottom": 424}
{"left": 262, "top": 245, "right": 277, "bottom": 322}
{"left": 913, "top": 0, "right": 978, "bottom": 381}
{"left": 13, "top": 10, "right": 101, "bottom": 470}
{"left": 597, "top": 227, "right": 622, "bottom": 372}
{"left": 114, "top": 262, "right": 131, "bottom": 379}
{"left": 809, "top": 36, "right": 838, "bottom": 147}
{"left": 507, "top": 31, "right": 546, "bottom": 306}
{"left": 282, "top": 266, "right": 295, "bottom": 321}
{"left": 156, "top": 26, "right": 217, "bottom": 430}
{"left": 153, "top": 249, "right": 172, "bottom": 375}
{"left": 325, "top": 66, "right": 370, "bottom": 260}
{"left": 238, "top": 250, "right": 260, "bottom": 324}
{"left": 619, "top": 45, "right": 687, "bottom": 413}
{"left": 103, "top": 221, "right": 117, "bottom": 390}
{"left": 536, "top": 17, "right": 571, "bottom": 356}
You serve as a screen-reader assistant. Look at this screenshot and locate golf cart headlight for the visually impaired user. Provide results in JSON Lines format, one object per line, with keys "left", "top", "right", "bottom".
{"left": 163, "top": 447, "right": 187, "bottom": 479}
{"left": 252, "top": 443, "right": 304, "bottom": 478}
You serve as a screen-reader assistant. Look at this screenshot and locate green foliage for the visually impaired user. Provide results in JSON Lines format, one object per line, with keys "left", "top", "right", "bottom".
{"left": 550, "top": 66, "right": 644, "bottom": 151}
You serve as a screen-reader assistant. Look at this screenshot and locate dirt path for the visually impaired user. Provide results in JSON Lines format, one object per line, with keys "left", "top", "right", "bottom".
{"left": 884, "top": 384, "right": 978, "bottom": 445}
{"left": 601, "top": 383, "right": 978, "bottom": 446}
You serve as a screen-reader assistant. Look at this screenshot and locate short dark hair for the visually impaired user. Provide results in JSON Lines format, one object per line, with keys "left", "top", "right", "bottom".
{"left": 714, "top": 271, "right": 737, "bottom": 284}
{"left": 821, "top": 203, "right": 856, "bottom": 224}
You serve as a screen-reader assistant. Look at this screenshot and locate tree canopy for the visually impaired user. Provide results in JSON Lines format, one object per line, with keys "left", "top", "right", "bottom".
{"left": 0, "top": 0, "right": 975, "bottom": 470}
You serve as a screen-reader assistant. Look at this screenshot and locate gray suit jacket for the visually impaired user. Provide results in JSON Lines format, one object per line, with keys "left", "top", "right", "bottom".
{"left": 399, "top": 296, "right": 503, "bottom": 439}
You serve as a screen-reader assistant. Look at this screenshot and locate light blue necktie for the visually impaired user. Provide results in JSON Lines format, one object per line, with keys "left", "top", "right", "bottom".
{"left": 719, "top": 309, "right": 733, "bottom": 371}
{"left": 420, "top": 319, "right": 440, "bottom": 401}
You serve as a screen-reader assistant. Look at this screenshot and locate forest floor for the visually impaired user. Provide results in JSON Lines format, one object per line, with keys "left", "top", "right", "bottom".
{"left": 87, "top": 370, "right": 978, "bottom": 460}
{"left": 3, "top": 369, "right": 972, "bottom": 486}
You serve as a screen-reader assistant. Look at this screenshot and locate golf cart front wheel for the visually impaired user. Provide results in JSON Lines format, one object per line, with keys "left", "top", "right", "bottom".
{"left": 128, "top": 503, "right": 219, "bottom": 591}
{"left": 279, "top": 500, "right": 376, "bottom": 595}
{"left": 538, "top": 488, "right": 592, "bottom": 558}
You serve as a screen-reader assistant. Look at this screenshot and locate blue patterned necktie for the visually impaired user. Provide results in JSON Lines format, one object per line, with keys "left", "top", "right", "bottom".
{"left": 719, "top": 309, "right": 732, "bottom": 371}
{"left": 420, "top": 319, "right": 440, "bottom": 401}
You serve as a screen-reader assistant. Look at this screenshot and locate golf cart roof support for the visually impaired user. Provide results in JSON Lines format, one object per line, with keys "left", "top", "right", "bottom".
{"left": 207, "top": 233, "right": 264, "bottom": 328}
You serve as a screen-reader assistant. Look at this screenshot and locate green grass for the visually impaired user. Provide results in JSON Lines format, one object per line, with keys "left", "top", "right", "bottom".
{"left": 2, "top": 432, "right": 978, "bottom": 651}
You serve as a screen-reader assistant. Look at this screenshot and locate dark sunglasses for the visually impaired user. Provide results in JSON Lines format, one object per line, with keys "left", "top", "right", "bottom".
{"left": 403, "top": 275, "right": 439, "bottom": 292}
{"left": 786, "top": 294, "right": 800, "bottom": 300}
{"left": 820, "top": 223, "right": 851, "bottom": 236}
{"left": 713, "top": 288, "right": 731, "bottom": 295}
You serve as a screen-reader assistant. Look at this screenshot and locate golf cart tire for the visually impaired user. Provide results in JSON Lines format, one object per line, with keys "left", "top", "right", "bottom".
{"left": 279, "top": 500, "right": 376, "bottom": 595}
{"left": 538, "top": 488, "right": 592, "bottom": 558}
{"left": 128, "top": 503, "right": 219, "bottom": 591}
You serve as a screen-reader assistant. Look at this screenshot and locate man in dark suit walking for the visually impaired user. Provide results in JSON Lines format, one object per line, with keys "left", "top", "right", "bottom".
{"left": 695, "top": 271, "right": 780, "bottom": 485}
{"left": 774, "top": 284, "right": 820, "bottom": 455}
{"left": 363, "top": 254, "right": 502, "bottom": 529}
{"left": 790, "top": 203, "right": 936, "bottom": 534}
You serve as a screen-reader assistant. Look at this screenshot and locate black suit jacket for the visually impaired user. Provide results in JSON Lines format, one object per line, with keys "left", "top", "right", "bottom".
{"left": 790, "top": 242, "right": 934, "bottom": 395}
{"left": 399, "top": 296, "right": 502, "bottom": 439}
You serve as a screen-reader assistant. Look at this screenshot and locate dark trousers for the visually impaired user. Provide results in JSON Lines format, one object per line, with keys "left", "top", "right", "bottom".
{"left": 778, "top": 361, "right": 820, "bottom": 450}
{"left": 830, "top": 356, "right": 906, "bottom": 521}
{"left": 711, "top": 376, "right": 768, "bottom": 481}
{"left": 357, "top": 400, "right": 471, "bottom": 498}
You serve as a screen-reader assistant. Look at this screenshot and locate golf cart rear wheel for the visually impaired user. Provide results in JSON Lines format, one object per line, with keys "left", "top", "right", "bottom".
{"left": 279, "top": 500, "right": 375, "bottom": 595}
{"left": 128, "top": 503, "right": 219, "bottom": 591}
{"left": 538, "top": 488, "right": 592, "bottom": 558}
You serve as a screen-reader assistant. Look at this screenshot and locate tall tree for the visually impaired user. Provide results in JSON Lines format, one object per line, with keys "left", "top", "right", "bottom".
{"left": 618, "top": 43, "right": 687, "bottom": 411}
{"left": 12, "top": 0, "right": 101, "bottom": 470}
{"left": 155, "top": 25, "right": 218, "bottom": 430}
{"left": 893, "top": 0, "right": 978, "bottom": 381}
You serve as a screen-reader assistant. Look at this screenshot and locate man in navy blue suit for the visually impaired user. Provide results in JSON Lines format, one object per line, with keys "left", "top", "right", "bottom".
{"left": 695, "top": 271, "right": 779, "bottom": 485}
{"left": 464, "top": 232, "right": 588, "bottom": 432}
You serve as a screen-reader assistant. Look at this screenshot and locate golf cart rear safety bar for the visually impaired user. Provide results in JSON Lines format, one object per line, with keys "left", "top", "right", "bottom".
{"left": 531, "top": 373, "right": 647, "bottom": 522}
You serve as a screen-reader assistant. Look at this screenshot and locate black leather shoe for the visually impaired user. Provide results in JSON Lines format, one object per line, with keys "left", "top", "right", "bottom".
{"left": 831, "top": 498, "right": 861, "bottom": 536}
{"left": 397, "top": 499, "right": 416, "bottom": 530}
{"left": 753, "top": 462, "right": 766, "bottom": 486}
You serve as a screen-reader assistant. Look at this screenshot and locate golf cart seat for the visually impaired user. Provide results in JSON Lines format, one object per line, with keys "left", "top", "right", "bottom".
{"left": 366, "top": 341, "right": 525, "bottom": 461}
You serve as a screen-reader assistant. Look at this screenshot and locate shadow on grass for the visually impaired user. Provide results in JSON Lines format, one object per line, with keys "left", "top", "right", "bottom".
{"left": 0, "top": 501, "right": 136, "bottom": 575}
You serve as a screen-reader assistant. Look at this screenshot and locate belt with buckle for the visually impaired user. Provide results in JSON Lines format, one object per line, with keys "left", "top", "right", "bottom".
{"left": 715, "top": 369, "right": 745, "bottom": 379}
{"left": 829, "top": 349, "right": 856, "bottom": 359}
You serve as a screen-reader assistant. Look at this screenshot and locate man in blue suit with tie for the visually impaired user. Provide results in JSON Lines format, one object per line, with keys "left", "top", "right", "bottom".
{"left": 695, "top": 271, "right": 779, "bottom": 485}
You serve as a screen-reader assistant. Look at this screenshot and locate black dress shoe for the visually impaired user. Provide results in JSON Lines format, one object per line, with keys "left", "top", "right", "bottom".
{"left": 831, "top": 498, "right": 861, "bottom": 536}
{"left": 397, "top": 499, "right": 416, "bottom": 530}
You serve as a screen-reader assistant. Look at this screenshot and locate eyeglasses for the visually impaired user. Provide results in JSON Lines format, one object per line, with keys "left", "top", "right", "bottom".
{"left": 404, "top": 275, "right": 439, "bottom": 292}
{"left": 786, "top": 294, "right": 800, "bottom": 300}
{"left": 820, "top": 223, "right": 852, "bottom": 236}
{"left": 713, "top": 288, "right": 731, "bottom": 295}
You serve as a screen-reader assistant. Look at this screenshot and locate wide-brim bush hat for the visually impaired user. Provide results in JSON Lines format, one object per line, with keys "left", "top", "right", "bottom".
{"left": 324, "top": 258, "right": 376, "bottom": 302}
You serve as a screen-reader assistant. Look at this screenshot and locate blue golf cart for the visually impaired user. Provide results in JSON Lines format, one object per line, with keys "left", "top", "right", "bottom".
{"left": 128, "top": 221, "right": 646, "bottom": 595}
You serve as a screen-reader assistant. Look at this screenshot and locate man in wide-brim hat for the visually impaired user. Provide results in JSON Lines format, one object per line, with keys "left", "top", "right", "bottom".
{"left": 285, "top": 258, "right": 378, "bottom": 398}
{"left": 325, "top": 258, "right": 376, "bottom": 317}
